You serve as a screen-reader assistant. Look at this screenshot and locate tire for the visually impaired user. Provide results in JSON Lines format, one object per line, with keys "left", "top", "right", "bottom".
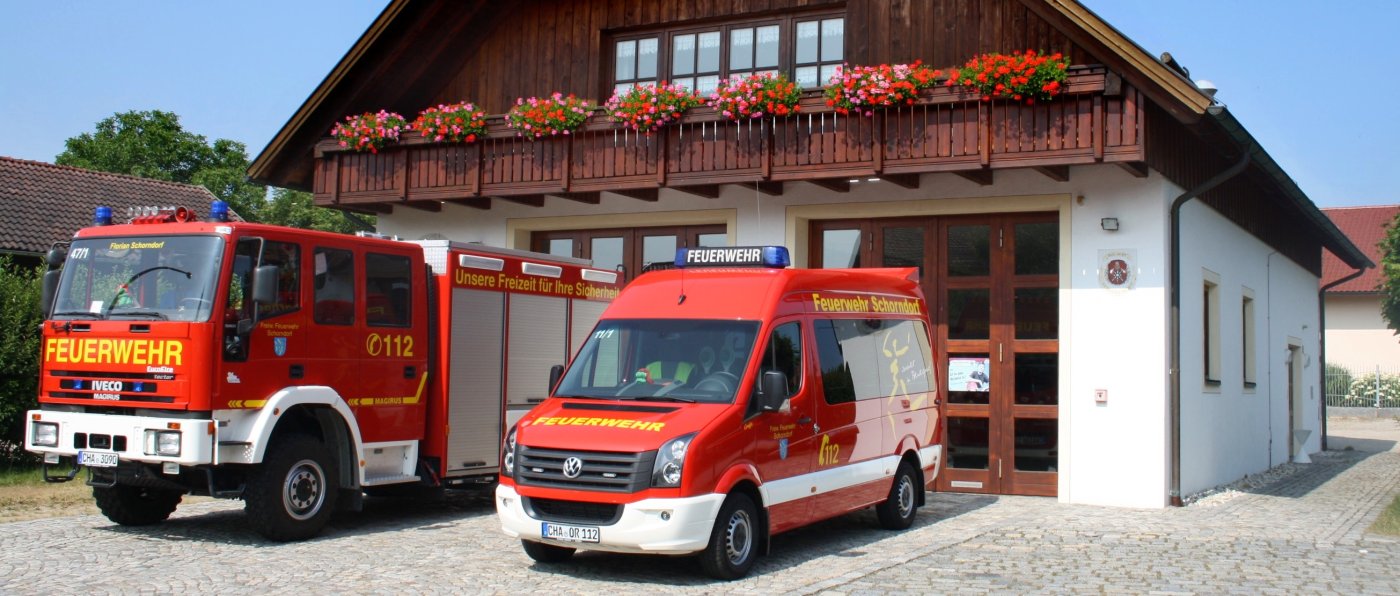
{"left": 245, "top": 434, "right": 338, "bottom": 542}
{"left": 875, "top": 461, "right": 919, "bottom": 530}
{"left": 699, "top": 493, "right": 760, "bottom": 580}
{"left": 93, "top": 485, "right": 182, "bottom": 526}
{"left": 521, "top": 539, "right": 576, "bottom": 563}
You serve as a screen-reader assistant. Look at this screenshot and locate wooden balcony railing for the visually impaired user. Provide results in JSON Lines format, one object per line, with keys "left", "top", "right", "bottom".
{"left": 313, "top": 66, "right": 1144, "bottom": 211}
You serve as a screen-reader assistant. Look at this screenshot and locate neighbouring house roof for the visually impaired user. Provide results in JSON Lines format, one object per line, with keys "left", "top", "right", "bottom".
{"left": 0, "top": 156, "right": 224, "bottom": 257}
{"left": 1322, "top": 205, "right": 1399, "bottom": 293}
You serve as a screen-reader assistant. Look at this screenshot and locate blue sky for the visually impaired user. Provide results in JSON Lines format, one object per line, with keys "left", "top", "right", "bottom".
{"left": 2, "top": 1, "right": 1395, "bottom": 208}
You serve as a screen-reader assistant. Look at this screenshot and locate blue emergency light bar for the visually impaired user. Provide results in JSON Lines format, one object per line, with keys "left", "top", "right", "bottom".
{"left": 675, "top": 246, "right": 791, "bottom": 268}
{"left": 209, "top": 200, "right": 230, "bottom": 222}
{"left": 93, "top": 206, "right": 113, "bottom": 226}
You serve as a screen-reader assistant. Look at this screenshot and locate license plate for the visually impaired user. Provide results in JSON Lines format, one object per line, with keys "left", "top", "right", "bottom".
{"left": 541, "top": 522, "right": 600, "bottom": 543}
{"left": 78, "top": 451, "right": 118, "bottom": 468}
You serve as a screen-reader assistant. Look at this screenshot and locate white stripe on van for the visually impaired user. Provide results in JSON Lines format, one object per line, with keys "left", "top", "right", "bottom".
{"left": 758, "top": 454, "right": 901, "bottom": 506}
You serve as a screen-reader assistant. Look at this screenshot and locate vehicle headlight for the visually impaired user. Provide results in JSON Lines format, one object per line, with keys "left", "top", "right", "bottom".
{"left": 652, "top": 432, "right": 697, "bottom": 488}
{"left": 31, "top": 422, "right": 58, "bottom": 447}
{"left": 144, "top": 430, "right": 181, "bottom": 456}
{"left": 502, "top": 427, "right": 517, "bottom": 478}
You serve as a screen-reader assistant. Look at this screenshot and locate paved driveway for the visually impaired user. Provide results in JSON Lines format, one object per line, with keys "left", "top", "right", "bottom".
{"left": 2, "top": 422, "right": 1397, "bottom": 594}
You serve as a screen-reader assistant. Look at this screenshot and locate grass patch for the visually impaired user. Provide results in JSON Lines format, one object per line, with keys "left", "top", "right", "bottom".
{"left": 1371, "top": 493, "right": 1400, "bottom": 536}
{"left": 0, "top": 466, "right": 51, "bottom": 487}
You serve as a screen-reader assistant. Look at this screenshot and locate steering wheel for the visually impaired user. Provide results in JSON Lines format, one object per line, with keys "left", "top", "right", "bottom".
{"left": 693, "top": 371, "right": 740, "bottom": 394}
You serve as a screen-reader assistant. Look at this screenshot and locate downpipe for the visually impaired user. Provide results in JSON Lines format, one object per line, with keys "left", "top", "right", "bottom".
{"left": 1317, "top": 268, "right": 1366, "bottom": 451}
{"left": 1168, "top": 146, "right": 1252, "bottom": 507}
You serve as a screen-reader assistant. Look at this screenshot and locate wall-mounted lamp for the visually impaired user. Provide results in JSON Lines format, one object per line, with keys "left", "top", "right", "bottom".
{"left": 1100, "top": 217, "right": 1120, "bottom": 231}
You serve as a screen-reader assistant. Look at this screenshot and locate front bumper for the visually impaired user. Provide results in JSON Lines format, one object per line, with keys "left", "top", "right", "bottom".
{"left": 496, "top": 484, "right": 726, "bottom": 555}
{"left": 25, "top": 409, "right": 215, "bottom": 467}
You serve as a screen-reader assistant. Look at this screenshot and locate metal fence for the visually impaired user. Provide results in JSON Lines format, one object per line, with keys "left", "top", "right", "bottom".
{"left": 1325, "top": 363, "right": 1400, "bottom": 408}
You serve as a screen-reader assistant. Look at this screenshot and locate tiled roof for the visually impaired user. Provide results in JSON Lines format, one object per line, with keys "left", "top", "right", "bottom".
{"left": 1321, "top": 205, "right": 1400, "bottom": 293}
{"left": 0, "top": 156, "right": 221, "bottom": 256}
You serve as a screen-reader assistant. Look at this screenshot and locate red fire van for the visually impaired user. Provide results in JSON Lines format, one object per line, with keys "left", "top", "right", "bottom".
{"left": 495, "top": 246, "right": 941, "bottom": 579}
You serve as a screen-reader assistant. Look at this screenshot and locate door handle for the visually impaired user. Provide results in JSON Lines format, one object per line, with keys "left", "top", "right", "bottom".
{"left": 403, "top": 366, "right": 415, "bottom": 379}
{"left": 289, "top": 364, "right": 304, "bottom": 379}
{"left": 798, "top": 416, "right": 813, "bottom": 425}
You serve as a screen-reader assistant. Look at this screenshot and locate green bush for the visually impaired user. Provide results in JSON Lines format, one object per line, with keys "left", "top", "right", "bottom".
{"left": 0, "top": 257, "right": 42, "bottom": 465}
{"left": 1325, "top": 363, "right": 1354, "bottom": 400}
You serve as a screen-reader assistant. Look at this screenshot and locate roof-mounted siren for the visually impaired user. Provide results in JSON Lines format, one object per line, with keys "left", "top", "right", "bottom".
{"left": 209, "top": 200, "right": 230, "bottom": 222}
{"left": 675, "top": 246, "right": 791, "bottom": 269}
{"left": 93, "top": 206, "right": 113, "bottom": 226}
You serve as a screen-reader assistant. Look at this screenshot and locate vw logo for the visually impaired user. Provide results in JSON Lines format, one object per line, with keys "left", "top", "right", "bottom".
{"left": 561, "top": 457, "right": 584, "bottom": 479}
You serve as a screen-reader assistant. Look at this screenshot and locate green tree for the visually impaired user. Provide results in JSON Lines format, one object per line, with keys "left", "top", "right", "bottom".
{"left": 261, "top": 188, "right": 373, "bottom": 234}
{"left": 1382, "top": 211, "right": 1400, "bottom": 334}
{"left": 57, "top": 110, "right": 266, "bottom": 218}
{"left": 0, "top": 258, "right": 42, "bottom": 464}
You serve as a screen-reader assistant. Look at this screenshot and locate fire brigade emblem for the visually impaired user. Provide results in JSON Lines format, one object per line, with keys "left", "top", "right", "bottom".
{"left": 1097, "top": 249, "right": 1137, "bottom": 290}
{"left": 273, "top": 337, "right": 287, "bottom": 357}
{"left": 562, "top": 456, "right": 583, "bottom": 479}
{"left": 1106, "top": 259, "right": 1129, "bottom": 286}
{"left": 778, "top": 438, "right": 788, "bottom": 460}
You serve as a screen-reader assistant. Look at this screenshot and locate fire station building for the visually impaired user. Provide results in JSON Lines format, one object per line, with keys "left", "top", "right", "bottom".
{"left": 250, "top": 0, "right": 1369, "bottom": 508}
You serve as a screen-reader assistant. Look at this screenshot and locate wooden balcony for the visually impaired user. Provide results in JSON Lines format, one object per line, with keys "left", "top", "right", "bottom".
{"left": 312, "top": 66, "right": 1145, "bottom": 212}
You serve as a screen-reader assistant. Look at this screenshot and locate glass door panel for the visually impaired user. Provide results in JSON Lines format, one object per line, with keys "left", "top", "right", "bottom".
{"left": 1013, "top": 419, "right": 1058, "bottom": 472}
{"left": 881, "top": 226, "right": 924, "bottom": 272}
{"left": 946, "top": 417, "right": 990, "bottom": 470}
{"left": 640, "top": 234, "right": 678, "bottom": 273}
{"left": 946, "top": 224, "right": 990, "bottom": 277}
{"left": 590, "top": 237, "right": 624, "bottom": 273}
{"left": 820, "top": 229, "right": 862, "bottom": 268}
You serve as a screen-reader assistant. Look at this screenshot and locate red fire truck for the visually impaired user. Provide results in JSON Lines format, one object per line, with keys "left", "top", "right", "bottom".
{"left": 496, "top": 246, "right": 942, "bottom": 579}
{"left": 25, "top": 202, "right": 619, "bottom": 541}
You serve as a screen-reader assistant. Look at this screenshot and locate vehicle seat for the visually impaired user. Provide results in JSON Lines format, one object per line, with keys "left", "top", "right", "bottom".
{"left": 644, "top": 360, "right": 695, "bottom": 384}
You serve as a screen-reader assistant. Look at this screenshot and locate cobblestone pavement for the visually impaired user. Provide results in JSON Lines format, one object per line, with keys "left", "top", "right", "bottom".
{"left": 2, "top": 440, "right": 1397, "bottom": 594}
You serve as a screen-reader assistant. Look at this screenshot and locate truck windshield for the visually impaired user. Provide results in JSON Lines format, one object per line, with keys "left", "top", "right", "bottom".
{"left": 52, "top": 236, "right": 224, "bottom": 323}
{"left": 556, "top": 319, "right": 761, "bottom": 404}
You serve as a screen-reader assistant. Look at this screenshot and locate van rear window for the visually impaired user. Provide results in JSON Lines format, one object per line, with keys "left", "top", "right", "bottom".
{"left": 814, "top": 318, "right": 933, "bottom": 405}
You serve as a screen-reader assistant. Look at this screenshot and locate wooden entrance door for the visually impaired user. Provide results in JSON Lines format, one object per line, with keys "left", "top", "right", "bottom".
{"left": 811, "top": 213, "right": 1059, "bottom": 497}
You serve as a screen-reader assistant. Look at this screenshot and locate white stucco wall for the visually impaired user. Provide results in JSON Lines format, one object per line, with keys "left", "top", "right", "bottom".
{"left": 374, "top": 164, "right": 1320, "bottom": 508}
{"left": 1324, "top": 294, "right": 1400, "bottom": 371}
{"left": 1176, "top": 199, "right": 1322, "bottom": 497}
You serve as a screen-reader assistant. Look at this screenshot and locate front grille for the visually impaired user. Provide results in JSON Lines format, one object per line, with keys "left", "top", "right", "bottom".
{"left": 516, "top": 446, "right": 655, "bottom": 493}
{"left": 76, "top": 433, "right": 127, "bottom": 452}
{"left": 524, "top": 497, "right": 622, "bottom": 525}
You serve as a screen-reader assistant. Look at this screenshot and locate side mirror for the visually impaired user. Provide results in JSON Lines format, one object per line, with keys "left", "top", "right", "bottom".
{"left": 40, "top": 270, "right": 61, "bottom": 319}
{"left": 757, "top": 370, "right": 788, "bottom": 413}
{"left": 251, "top": 265, "right": 279, "bottom": 305}
{"left": 548, "top": 364, "right": 565, "bottom": 394}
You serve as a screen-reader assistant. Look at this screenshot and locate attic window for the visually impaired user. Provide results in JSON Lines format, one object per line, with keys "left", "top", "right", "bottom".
{"left": 608, "top": 12, "right": 843, "bottom": 96}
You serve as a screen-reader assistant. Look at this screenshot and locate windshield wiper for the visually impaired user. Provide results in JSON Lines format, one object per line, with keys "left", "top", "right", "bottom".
{"left": 636, "top": 396, "right": 697, "bottom": 403}
{"left": 108, "top": 309, "right": 169, "bottom": 320}
{"left": 50, "top": 311, "right": 102, "bottom": 320}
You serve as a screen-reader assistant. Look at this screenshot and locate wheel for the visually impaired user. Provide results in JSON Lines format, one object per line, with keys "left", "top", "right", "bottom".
{"left": 699, "top": 493, "right": 759, "bottom": 580}
{"left": 875, "top": 461, "right": 919, "bottom": 530}
{"left": 521, "top": 539, "right": 576, "bottom": 563}
{"left": 245, "top": 434, "right": 338, "bottom": 542}
{"left": 93, "top": 485, "right": 182, "bottom": 526}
